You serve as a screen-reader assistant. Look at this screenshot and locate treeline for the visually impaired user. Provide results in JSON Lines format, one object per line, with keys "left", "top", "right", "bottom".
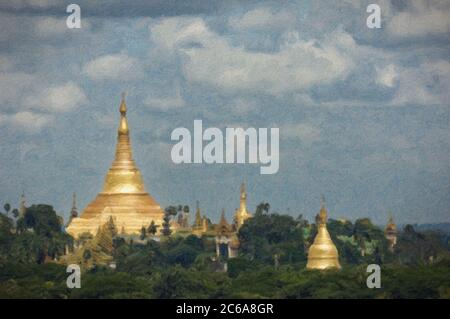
{"left": 1, "top": 259, "right": 450, "bottom": 298}
{"left": 0, "top": 204, "right": 72, "bottom": 264}
{"left": 0, "top": 202, "right": 449, "bottom": 298}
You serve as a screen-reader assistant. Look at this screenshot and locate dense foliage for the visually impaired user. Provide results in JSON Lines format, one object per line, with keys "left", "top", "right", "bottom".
{"left": 0, "top": 204, "right": 72, "bottom": 264}
{"left": 0, "top": 202, "right": 449, "bottom": 299}
{"left": 1, "top": 260, "right": 449, "bottom": 299}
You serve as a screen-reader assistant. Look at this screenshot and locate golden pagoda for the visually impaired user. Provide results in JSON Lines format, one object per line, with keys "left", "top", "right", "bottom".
{"left": 385, "top": 216, "right": 397, "bottom": 252}
{"left": 216, "top": 209, "right": 232, "bottom": 236}
{"left": 215, "top": 209, "right": 239, "bottom": 258}
{"left": 64, "top": 216, "right": 117, "bottom": 267}
{"left": 192, "top": 201, "right": 208, "bottom": 237}
{"left": 66, "top": 94, "right": 165, "bottom": 238}
{"left": 233, "top": 182, "right": 252, "bottom": 230}
{"left": 306, "top": 201, "right": 341, "bottom": 270}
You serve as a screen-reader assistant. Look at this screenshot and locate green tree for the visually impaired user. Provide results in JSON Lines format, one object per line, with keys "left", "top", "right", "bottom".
{"left": 12, "top": 208, "right": 19, "bottom": 219}
{"left": 255, "top": 202, "right": 270, "bottom": 216}
{"left": 239, "top": 211, "right": 306, "bottom": 264}
{"left": 162, "top": 206, "right": 177, "bottom": 237}
{"left": 140, "top": 226, "right": 147, "bottom": 240}
{"left": 147, "top": 221, "right": 158, "bottom": 236}
{"left": 3, "top": 203, "right": 11, "bottom": 217}
{"left": 18, "top": 204, "right": 61, "bottom": 236}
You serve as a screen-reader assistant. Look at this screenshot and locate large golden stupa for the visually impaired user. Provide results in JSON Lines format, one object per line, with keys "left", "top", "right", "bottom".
{"left": 306, "top": 202, "right": 341, "bottom": 270}
{"left": 66, "top": 94, "right": 164, "bottom": 238}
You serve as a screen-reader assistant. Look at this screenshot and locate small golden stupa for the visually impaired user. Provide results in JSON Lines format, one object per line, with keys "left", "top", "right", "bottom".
{"left": 306, "top": 201, "right": 341, "bottom": 270}
{"left": 233, "top": 182, "right": 252, "bottom": 230}
{"left": 192, "top": 201, "right": 208, "bottom": 237}
{"left": 66, "top": 94, "right": 164, "bottom": 238}
{"left": 384, "top": 216, "right": 397, "bottom": 252}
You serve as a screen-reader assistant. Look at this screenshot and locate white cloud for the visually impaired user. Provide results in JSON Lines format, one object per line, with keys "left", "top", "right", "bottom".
{"left": 25, "top": 81, "right": 87, "bottom": 112}
{"left": 229, "top": 7, "right": 296, "bottom": 31}
{"left": 150, "top": 17, "right": 355, "bottom": 95}
{"left": 376, "top": 64, "right": 397, "bottom": 88}
{"left": 387, "top": 4, "right": 450, "bottom": 37}
{"left": 9, "top": 111, "right": 54, "bottom": 132}
{"left": 292, "top": 93, "right": 315, "bottom": 106}
{"left": 144, "top": 91, "right": 186, "bottom": 110}
{"left": 0, "top": 71, "right": 37, "bottom": 106}
{"left": 82, "top": 53, "right": 143, "bottom": 81}
{"left": 34, "top": 16, "right": 91, "bottom": 36}
{"left": 392, "top": 60, "right": 450, "bottom": 106}
{"left": 0, "top": 55, "right": 14, "bottom": 71}
{"left": 283, "top": 123, "right": 321, "bottom": 144}
{"left": 5, "top": 0, "right": 61, "bottom": 9}
{"left": 35, "top": 16, "right": 67, "bottom": 36}
{"left": 35, "top": 16, "right": 91, "bottom": 36}
{"left": 226, "top": 98, "right": 258, "bottom": 114}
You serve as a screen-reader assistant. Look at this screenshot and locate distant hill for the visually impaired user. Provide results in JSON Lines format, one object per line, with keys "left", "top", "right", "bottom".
{"left": 404, "top": 223, "right": 450, "bottom": 235}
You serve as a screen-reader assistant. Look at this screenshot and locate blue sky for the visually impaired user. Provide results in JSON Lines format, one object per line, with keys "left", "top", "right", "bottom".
{"left": 0, "top": 0, "right": 449, "bottom": 224}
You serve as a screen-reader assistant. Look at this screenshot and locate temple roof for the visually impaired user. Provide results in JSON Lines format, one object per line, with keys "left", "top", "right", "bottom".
{"left": 385, "top": 216, "right": 397, "bottom": 232}
{"left": 216, "top": 209, "right": 232, "bottom": 235}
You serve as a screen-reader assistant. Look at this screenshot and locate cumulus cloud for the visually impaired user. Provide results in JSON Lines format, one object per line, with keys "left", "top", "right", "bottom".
{"left": 0, "top": 71, "right": 37, "bottom": 108}
{"left": 144, "top": 90, "right": 186, "bottom": 110}
{"left": 229, "top": 7, "right": 296, "bottom": 31}
{"left": 0, "top": 56, "right": 14, "bottom": 71}
{"left": 387, "top": 1, "right": 450, "bottom": 37}
{"left": 34, "top": 16, "right": 91, "bottom": 36}
{"left": 150, "top": 17, "right": 355, "bottom": 95}
{"left": 35, "top": 16, "right": 67, "bottom": 35}
{"left": 10, "top": 111, "right": 54, "bottom": 132}
{"left": 3, "top": 0, "right": 62, "bottom": 10}
{"left": 226, "top": 98, "right": 258, "bottom": 114}
{"left": 376, "top": 64, "right": 397, "bottom": 88}
{"left": 25, "top": 81, "right": 87, "bottom": 113}
{"left": 391, "top": 60, "right": 450, "bottom": 106}
{"left": 0, "top": 70, "right": 87, "bottom": 114}
{"left": 0, "top": 75, "right": 86, "bottom": 132}
{"left": 283, "top": 123, "right": 321, "bottom": 144}
{"left": 82, "top": 53, "right": 143, "bottom": 81}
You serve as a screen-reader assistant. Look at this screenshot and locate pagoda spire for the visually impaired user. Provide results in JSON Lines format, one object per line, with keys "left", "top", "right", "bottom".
{"left": 66, "top": 192, "right": 79, "bottom": 227}
{"left": 219, "top": 209, "right": 230, "bottom": 228}
{"left": 70, "top": 192, "right": 78, "bottom": 218}
{"left": 307, "top": 200, "right": 340, "bottom": 270}
{"left": 101, "top": 93, "right": 146, "bottom": 193}
{"left": 387, "top": 211, "right": 394, "bottom": 224}
{"left": 113, "top": 92, "right": 133, "bottom": 165}
{"left": 118, "top": 92, "right": 129, "bottom": 135}
{"left": 385, "top": 214, "right": 397, "bottom": 252}
{"left": 65, "top": 94, "right": 164, "bottom": 239}
{"left": 194, "top": 200, "right": 202, "bottom": 227}
{"left": 234, "top": 182, "right": 252, "bottom": 230}
{"left": 217, "top": 209, "right": 231, "bottom": 235}
{"left": 239, "top": 182, "right": 247, "bottom": 211}
{"left": 113, "top": 92, "right": 134, "bottom": 167}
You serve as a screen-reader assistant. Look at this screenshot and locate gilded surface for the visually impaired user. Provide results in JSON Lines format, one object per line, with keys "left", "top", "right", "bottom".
{"left": 234, "top": 183, "right": 252, "bottom": 230}
{"left": 66, "top": 95, "right": 164, "bottom": 238}
{"left": 306, "top": 205, "right": 341, "bottom": 270}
